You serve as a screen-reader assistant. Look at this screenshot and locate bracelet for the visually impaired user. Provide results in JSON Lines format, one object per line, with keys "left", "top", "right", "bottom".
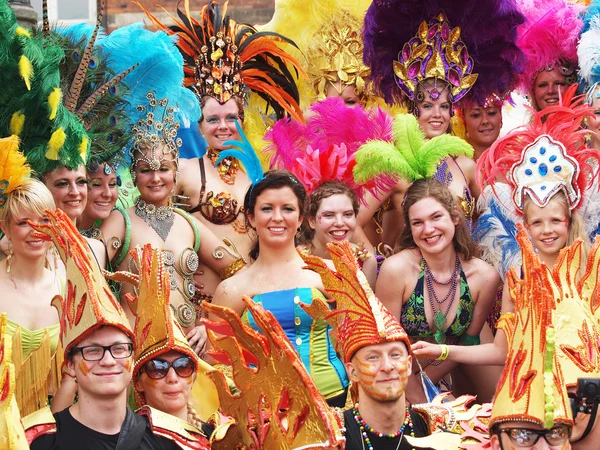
{"left": 437, "top": 344, "right": 449, "bottom": 361}
{"left": 220, "top": 257, "right": 247, "bottom": 279}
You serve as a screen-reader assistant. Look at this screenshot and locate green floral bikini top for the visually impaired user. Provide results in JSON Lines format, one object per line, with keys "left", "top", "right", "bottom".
{"left": 401, "top": 259, "right": 479, "bottom": 345}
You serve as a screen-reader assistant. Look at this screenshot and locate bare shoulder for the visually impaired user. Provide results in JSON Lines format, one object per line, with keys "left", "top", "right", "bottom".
{"left": 85, "top": 237, "right": 107, "bottom": 269}
{"left": 456, "top": 155, "right": 476, "bottom": 171}
{"left": 380, "top": 248, "right": 420, "bottom": 274}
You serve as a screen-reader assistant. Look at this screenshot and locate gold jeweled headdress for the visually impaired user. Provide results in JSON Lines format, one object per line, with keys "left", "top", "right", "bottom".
{"left": 300, "top": 241, "right": 410, "bottom": 362}
{"left": 306, "top": 10, "right": 371, "bottom": 105}
{"left": 392, "top": 12, "right": 477, "bottom": 105}
{"left": 139, "top": 0, "right": 304, "bottom": 123}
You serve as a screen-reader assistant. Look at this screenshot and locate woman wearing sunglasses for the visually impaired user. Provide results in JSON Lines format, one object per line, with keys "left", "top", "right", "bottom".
{"left": 124, "top": 245, "right": 213, "bottom": 438}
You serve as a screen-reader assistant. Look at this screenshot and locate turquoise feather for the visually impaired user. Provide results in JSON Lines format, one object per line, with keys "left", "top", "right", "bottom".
{"left": 219, "top": 120, "right": 264, "bottom": 185}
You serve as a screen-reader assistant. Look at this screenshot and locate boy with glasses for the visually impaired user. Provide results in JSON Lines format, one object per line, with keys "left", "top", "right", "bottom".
{"left": 24, "top": 209, "right": 206, "bottom": 449}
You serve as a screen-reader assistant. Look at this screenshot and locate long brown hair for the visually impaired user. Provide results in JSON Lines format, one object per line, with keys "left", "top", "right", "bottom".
{"left": 397, "top": 178, "right": 477, "bottom": 260}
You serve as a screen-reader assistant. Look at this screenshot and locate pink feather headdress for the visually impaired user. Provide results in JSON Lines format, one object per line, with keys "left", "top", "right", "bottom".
{"left": 477, "top": 85, "right": 600, "bottom": 212}
{"left": 265, "top": 97, "right": 395, "bottom": 204}
{"left": 517, "top": 0, "right": 583, "bottom": 94}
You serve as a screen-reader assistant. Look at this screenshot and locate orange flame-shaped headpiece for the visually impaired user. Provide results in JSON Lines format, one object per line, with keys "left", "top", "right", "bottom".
{"left": 300, "top": 241, "right": 410, "bottom": 362}
{"left": 202, "top": 298, "right": 345, "bottom": 449}
{"left": 29, "top": 209, "right": 133, "bottom": 358}
{"left": 491, "top": 224, "right": 572, "bottom": 429}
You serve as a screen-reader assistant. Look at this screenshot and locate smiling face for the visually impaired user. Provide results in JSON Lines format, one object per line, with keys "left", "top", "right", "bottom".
{"left": 248, "top": 186, "right": 303, "bottom": 249}
{"left": 524, "top": 196, "right": 569, "bottom": 262}
{"left": 135, "top": 350, "right": 195, "bottom": 418}
{"left": 67, "top": 326, "right": 133, "bottom": 400}
{"left": 84, "top": 164, "right": 118, "bottom": 221}
{"left": 308, "top": 193, "right": 357, "bottom": 246}
{"left": 416, "top": 84, "right": 451, "bottom": 138}
{"left": 408, "top": 196, "right": 458, "bottom": 257}
{"left": 200, "top": 97, "right": 241, "bottom": 151}
{"left": 346, "top": 341, "right": 411, "bottom": 402}
{"left": 43, "top": 165, "right": 88, "bottom": 222}
{"left": 464, "top": 105, "right": 502, "bottom": 154}
{"left": 133, "top": 144, "right": 177, "bottom": 206}
{"left": 325, "top": 81, "right": 361, "bottom": 107}
{"left": 532, "top": 69, "right": 569, "bottom": 111}
{"left": 0, "top": 205, "right": 51, "bottom": 260}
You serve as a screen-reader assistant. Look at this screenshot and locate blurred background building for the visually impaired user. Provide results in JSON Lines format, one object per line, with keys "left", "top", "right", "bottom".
{"left": 11, "top": 0, "right": 275, "bottom": 32}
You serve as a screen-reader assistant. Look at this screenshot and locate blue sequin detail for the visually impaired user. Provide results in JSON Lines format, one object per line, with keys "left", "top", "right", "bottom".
{"left": 554, "top": 165, "right": 562, "bottom": 173}
{"left": 530, "top": 157, "right": 537, "bottom": 163}
{"left": 525, "top": 169, "right": 533, "bottom": 176}
{"left": 541, "top": 185, "right": 547, "bottom": 191}
{"left": 549, "top": 155, "right": 557, "bottom": 162}
{"left": 538, "top": 163, "right": 548, "bottom": 176}
{"left": 540, "top": 147, "right": 546, "bottom": 155}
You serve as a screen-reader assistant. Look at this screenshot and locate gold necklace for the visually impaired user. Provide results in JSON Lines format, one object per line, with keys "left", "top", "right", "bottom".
{"left": 207, "top": 147, "right": 239, "bottom": 185}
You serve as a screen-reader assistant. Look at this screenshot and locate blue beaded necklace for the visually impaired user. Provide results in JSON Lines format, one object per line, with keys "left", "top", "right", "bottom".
{"left": 352, "top": 403, "right": 414, "bottom": 450}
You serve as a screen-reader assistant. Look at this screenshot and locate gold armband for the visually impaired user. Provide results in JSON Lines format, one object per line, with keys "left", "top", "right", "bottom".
{"left": 220, "top": 257, "right": 246, "bottom": 279}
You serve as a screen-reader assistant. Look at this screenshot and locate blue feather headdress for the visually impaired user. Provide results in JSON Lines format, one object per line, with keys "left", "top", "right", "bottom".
{"left": 98, "top": 23, "right": 201, "bottom": 167}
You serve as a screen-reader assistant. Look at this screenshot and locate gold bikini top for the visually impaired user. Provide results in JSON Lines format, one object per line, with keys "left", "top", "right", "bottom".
{"left": 188, "top": 157, "right": 245, "bottom": 228}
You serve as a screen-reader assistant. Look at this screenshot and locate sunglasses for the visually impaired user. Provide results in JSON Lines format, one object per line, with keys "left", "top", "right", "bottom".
{"left": 143, "top": 356, "right": 195, "bottom": 380}
{"left": 499, "top": 426, "right": 571, "bottom": 447}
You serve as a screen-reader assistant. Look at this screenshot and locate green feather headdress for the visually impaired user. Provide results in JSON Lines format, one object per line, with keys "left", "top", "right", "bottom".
{"left": 0, "top": 0, "right": 89, "bottom": 177}
{"left": 353, "top": 114, "right": 473, "bottom": 184}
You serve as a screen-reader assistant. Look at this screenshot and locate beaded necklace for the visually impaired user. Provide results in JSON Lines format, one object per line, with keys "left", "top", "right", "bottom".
{"left": 353, "top": 403, "right": 413, "bottom": 450}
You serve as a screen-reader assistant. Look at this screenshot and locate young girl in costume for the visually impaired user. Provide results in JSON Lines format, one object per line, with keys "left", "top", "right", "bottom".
{"left": 212, "top": 143, "right": 350, "bottom": 406}
{"left": 140, "top": 0, "right": 304, "bottom": 309}
{"left": 411, "top": 87, "right": 599, "bottom": 406}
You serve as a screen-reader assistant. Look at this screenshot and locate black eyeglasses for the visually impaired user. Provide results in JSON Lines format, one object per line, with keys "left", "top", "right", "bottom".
{"left": 499, "top": 426, "right": 571, "bottom": 447}
{"left": 71, "top": 343, "right": 134, "bottom": 361}
{"left": 143, "top": 356, "right": 196, "bottom": 379}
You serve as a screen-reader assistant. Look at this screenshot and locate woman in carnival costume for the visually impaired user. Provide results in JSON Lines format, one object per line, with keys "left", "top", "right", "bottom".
{"left": 352, "top": 114, "right": 500, "bottom": 404}
{"left": 0, "top": 0, "right": 114, "bottom": 416}
{"left": 451, "top": 3, "right": 525, "bottom": 162}
{"left": 210, "top": 123, "right": 350, "bottom": 406}
{"left": 99, "top": 24, "right": 238, "bottom": 355}
{"left": 517, "top": 0, "right": 583, "bottom": 112}
{"left": 139, "top": 0, "right": 304, "bottom": 311}
{"left": 412, "top": 86, "right": 599, "bottom": 408}
{"left": 266, "top": 96, "right": 397, "bottom": 288}
{"left": 261, "top": 0, "right": 373, "bottom": 109}
{"left": 109, "top": 244, "right": 213, "bottom": 440}
{"left": 362, "top": 0, "right": 499, "bottom": 238}
{"left": 47, "top": 15, "right": 136, "bottom": 240}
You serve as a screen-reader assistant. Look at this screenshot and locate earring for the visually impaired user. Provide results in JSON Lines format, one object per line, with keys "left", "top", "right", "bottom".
{"left": 6, "top": 240, "right": 12, "bottom": 274}
{"left": 295, "top": 227, "right": 301, "bottom": 239}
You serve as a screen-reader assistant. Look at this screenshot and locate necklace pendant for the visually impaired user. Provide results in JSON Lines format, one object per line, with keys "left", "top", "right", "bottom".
{"left": 135, "top": 197, "right": 175, "bottom": 241}
{"left": 433, "top": 310, "right": 447, "bottom": 344}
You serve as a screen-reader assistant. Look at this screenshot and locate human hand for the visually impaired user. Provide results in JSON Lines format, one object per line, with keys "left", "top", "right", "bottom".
{"left": 411, "top": 341, "right": 442, "bottom": 359}
{"left": 186, "top": 325, "right": 208, "bottom": 356}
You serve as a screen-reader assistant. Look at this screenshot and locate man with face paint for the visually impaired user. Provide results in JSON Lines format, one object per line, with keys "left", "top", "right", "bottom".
{"left": 301, "top": 242, "right": 431, "bottom": 450}
{"left": 23, "top": 210, "right": 207, "bottom": 450}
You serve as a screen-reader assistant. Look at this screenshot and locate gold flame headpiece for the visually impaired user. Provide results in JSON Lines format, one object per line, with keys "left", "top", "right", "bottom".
{"left": 491, "top": 224, "right": 572, "bottom": 429}
{"left": 29, "top": 208, "right": 133, "bottom": 358}
{"left": 300, "top": 241, "right": 410, "bottom": 362}
{"left": 202, "top": 298, "right": 345, "bottom": 449}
